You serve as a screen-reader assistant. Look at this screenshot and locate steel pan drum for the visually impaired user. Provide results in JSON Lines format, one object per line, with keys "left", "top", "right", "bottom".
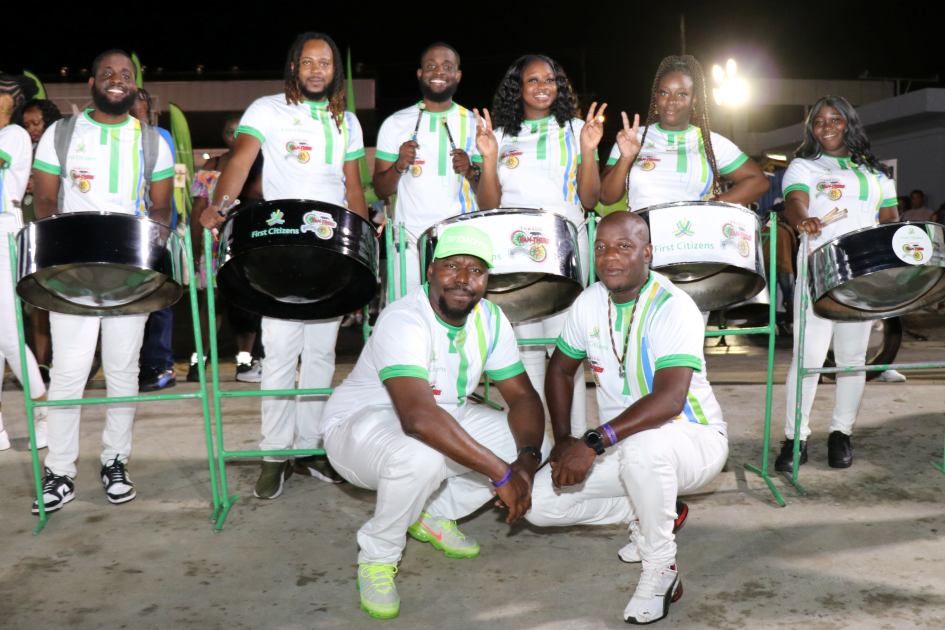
{"left": 217, "top": 200, "right": 378, "bottom": 320}
{"left": 419, "top": 208, "right": 583, "bottom": 322}
{"left": 809, "top": 222, "right": 945, "bottom": 321}
{"left": 638, "top": 201, "right": 766, "bottom": 311}
{"left": 16, "top": 212, "right": 183, "bottom": 316}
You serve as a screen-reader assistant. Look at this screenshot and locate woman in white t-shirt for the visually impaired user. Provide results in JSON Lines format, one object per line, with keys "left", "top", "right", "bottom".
{"left": 777, "top": 95, "right": 900, "bottom": 473}
{"left": 474, "top": 54, "right": 606, "bottom": 436}
{"left": 599, "top": 55, "right": 768, "bottom": 210}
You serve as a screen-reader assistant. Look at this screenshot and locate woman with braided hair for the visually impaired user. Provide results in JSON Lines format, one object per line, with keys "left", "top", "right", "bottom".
{"left": 600, "top": 55, "right": 768, "bottom": 210}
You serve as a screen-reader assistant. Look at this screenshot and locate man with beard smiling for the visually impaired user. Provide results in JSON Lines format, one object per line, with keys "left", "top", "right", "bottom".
{"left": 525, "top": 212, "right": 728, "bottom": 625}
{"left": 201, "top": 32, "right": 368, "bottom": 500}
{"left": 373, "top": 42, "right": 481, "bottom": 297}
{"left": 321, "top": 225, "right": 546, "bottom": 619}
{"left": 30, "top": 49, "right": 173, "bottom": 513}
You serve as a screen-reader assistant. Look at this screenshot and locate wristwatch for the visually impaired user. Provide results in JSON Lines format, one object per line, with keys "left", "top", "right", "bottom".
{"left": 581, "top": 429, "right": 606, "bottom": 456}
{"left": 518, "top": 446, "right": 542, "bottom": 462}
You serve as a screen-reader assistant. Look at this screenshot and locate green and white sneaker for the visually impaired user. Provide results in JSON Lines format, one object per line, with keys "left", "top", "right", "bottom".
{"left": 407, "top": 512, "right": 480, "bottom": 559}
{"left": 358, "top": 563, "right": 399, "bottom": 619}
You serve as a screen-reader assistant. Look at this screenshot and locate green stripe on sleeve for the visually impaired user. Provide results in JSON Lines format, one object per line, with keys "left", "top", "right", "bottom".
{"left": 152, "top": 167, "right": 174, "bottom": 181}
{"left": 605, "top": 156, "right": 618, "bottom": 166}
{"left": 379, "top": 365, "right": 429, "bottom": 381}
{"left": 555, "top": 337, "right": 587, "bottom": 360}
{"left": 0, "top": 149, "right": 13, "bottom": 166}
{"left": 655, "top": 354, "right": 702, "bottom": 372}
{"left": 375, "top": 150, "right": 398, "bottom": 162}
{"left": 783, "top": 183, "right": 809, "bottom": 195}
{"left": 718, "top": 152, "right": 748, "bottom": 175}
{"left": 880, "top": 197, "right": 898, "bottom": 208}
{"left": 471, "top": 154, "right": 483, "bottom": 163}
{"left": 486, "top": 361, "right": 525, "bottom": 382}
{"left": 33, "top": 159, "right": 61, "bottom": 175}
{"left": 236, "top": 125, "right": 265, "bottom": 144}
{"left": 345, "top": 148, "right": 365, "bottom": 161}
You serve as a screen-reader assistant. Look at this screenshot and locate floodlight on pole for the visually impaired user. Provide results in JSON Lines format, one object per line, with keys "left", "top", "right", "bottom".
{"left": 712, "top": 58, "right": 749, "bottom": 108}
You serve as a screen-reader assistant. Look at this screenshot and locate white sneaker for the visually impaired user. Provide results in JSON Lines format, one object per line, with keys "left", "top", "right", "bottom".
{"left": 618, "top": 519, "right": 642, "bottom": 563}
{"left": 0, "top": 429, "right": 10, "bottom": 451}
{"left": 624, "top": 562, "right": 683, "bottom": 624}
{"left": 235, "top": 357, "right": 262, "bottom": 383}
{"left": 32, "top": 420, "right": 48, "bottom": 450}
{"left": 876, "top": 369, "right": 906, "bottom": 382}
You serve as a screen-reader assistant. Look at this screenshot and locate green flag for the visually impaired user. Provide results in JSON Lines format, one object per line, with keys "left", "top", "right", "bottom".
{"left": 22, "top": 70, "right": 46, "bottom": 99}
{"left": 168, "top": 103, "right": 194, "bottom": 221}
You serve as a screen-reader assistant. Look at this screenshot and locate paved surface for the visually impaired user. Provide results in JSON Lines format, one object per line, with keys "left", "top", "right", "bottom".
{"left": 0, "top": 310, "right": 943, "bottom": 629}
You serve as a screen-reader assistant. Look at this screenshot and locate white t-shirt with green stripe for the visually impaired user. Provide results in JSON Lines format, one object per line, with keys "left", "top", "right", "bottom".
{"left": 494, "top": 116, "right": 589, "bottom": 227}
{"left": 0, "top": 124, "right": 31, "bottom": 223}
{"left": 376, "top": 102, "right": 480, "bottom": 237}
{"left": 605, "top": 125, "right": 747, "bottom": 211}
{"left": 321, "top": 285, "right": 524, "bottom": 432}
{"left": 556, "top": 273, "right": 725, "bottom": 429}
{"left": 33, "top": 111, "right": 174, "bottom": 215}
{"left": 237, "top": 95, "right": 364, "bottom": 206}
{"left": 782, "top": 154, "right": 897, "bottom": 251}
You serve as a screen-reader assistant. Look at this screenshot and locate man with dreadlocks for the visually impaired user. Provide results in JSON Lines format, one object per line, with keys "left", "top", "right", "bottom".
{"left": 201, "top": 31, "right": 368, "bottom": 499}
{"left": 373, "top": 42, "right": 481, "bottom": 298}
{"left": 600, "top": 55, "right": 768, "bottom": 210}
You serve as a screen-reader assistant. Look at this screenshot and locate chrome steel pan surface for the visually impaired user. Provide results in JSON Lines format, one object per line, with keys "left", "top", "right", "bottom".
{"left": 637, "top": 200, "right": 766, "bottom": 311}
{"left": 419, "top": 208, "right": 583, "bottom": 323}
{"left": 16, "top": 211, "right": 183, "bottom": 316}
{"left": 809, "top": 221, "right": 945, "bottom": 321}
{"left": 216, "top": 200, "right": 379, "bottom": 320}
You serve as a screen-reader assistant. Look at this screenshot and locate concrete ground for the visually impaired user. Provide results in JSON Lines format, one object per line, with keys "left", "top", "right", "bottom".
{"left": 0, "top": 310, "right": 943, "bottom": 629}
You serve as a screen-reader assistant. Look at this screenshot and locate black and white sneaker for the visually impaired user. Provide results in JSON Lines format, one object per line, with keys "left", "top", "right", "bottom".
{"left": 101, "top": 457, "right": 137, "bottom": 504}
{"left": 31, "top": 468, "right": 76, "bottom": 514}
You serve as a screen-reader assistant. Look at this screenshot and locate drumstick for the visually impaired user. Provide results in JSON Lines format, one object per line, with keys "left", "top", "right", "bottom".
{"left": 411, "top": 103, "right": 425, "bottom": 142}
{"left": 442, "top": 118, "right": 457, "bottom": 152}
{"left": 820, "top": 207, "right": 848, "bottom": 227}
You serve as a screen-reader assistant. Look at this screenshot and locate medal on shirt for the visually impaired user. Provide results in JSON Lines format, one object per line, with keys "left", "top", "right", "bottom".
{"left": 607, "top": 296, "right": 638, "bottom": 379}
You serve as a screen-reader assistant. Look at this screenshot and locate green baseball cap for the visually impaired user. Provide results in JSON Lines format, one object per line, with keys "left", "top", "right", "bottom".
{"left": 433, "top": 225, "right": 494, "bottom": 268}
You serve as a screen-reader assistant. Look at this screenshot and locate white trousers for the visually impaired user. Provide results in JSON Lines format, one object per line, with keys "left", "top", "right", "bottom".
{"left": 259, "top": 316, "right": 341, "bottom": 459}
{"left": 44, "top": 312, "right": 147, "bottom": 478}
{"left": 527, "top": 421, "right": 728, "bottom": 566}
{"left": 784, "top": 253, "right": 871, "bottom": 440}
{"left": 0, "top": 214, "right": 45, "bottom": 407}
{"left": 324, "top": 403, "right": 549, "bottom": 565}
{"left": 516, "top": 223, "right": 590, "bottom": 435}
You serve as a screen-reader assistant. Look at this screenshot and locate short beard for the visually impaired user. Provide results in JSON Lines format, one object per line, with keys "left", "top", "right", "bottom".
{"left": 418, "top": 78, "right": 457, "bottom": 103}
{"left": 437, "top": 292, "right": 477, "bottom": 322}
{"left": 91, "top": 86, "right": 136, "bottom": 117}
{"left": 300, "top": 84, "right": 329, "bottom": 101}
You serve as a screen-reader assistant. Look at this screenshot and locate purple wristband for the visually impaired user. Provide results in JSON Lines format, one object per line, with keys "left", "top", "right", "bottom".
{"left": 491, "top": 466, "right": 514, "bottom": 488}
{"left": 601, "top": 423, "right": 618, "bottom": 447}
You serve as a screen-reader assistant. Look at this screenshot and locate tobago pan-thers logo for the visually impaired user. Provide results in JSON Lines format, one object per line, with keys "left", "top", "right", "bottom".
{"left": 69, "top": 169, "right": 94, "bottom": 193}
{"left": 638, "top": 155, "right": 660, "bottom": 171}
{"left": 500, "top": 149, "right": 522, "bottom": 169}
{"left": 721, "top": 222, "right": 752, "bottom": 258}
{"left": 285, "top": 139, "right": 312, "bottom": 163}
{"left": 266, "top": 209, "right": 285, "bottom": 226}
{"left": 816, "top": 180, "right": 844, "bottom": 200}
{"left": 673, "top": 219, "right": 695, "bottom": 237}
{"left": 410, "top": 159, "right": 425, "bottom": 177}
{"left": 510, "top": 228, "right": 548, "bottom": 262}
{"left": 300, "top": 210, "right": 338, "bottom": 240}
{"left": 891, "top": 225, "right": 933, "bottom": 265}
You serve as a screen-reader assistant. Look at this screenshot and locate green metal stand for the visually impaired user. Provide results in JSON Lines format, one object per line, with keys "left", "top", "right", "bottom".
{"left": 9, "top": 231, "right": 215, "bottom": 534}
{"left": 787, "top": 233, "right": 945, "bottom": 495}
{"left": 202, "top": 230, "right": 336, "bottom": 529}
{"left": 733, "top": 213, "right": 785, "bottom": 506}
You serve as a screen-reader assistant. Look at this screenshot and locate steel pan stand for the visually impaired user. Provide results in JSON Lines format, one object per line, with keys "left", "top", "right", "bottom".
{"left": 9, "top": 232, "right": 216, "bottom": 534}
{"left": 726, "top": 212, "right": 786, "bottom": 506}
{"left": 202, "top": 230, "right": 340, "bottom": 529}
{"left": 785, "top": 233, "right": 945, "bottom": 498}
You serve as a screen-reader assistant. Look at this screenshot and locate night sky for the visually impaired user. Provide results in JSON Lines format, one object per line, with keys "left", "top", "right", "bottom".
{"left": 7, "top": 3, "right": 942, "bottom": 144}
